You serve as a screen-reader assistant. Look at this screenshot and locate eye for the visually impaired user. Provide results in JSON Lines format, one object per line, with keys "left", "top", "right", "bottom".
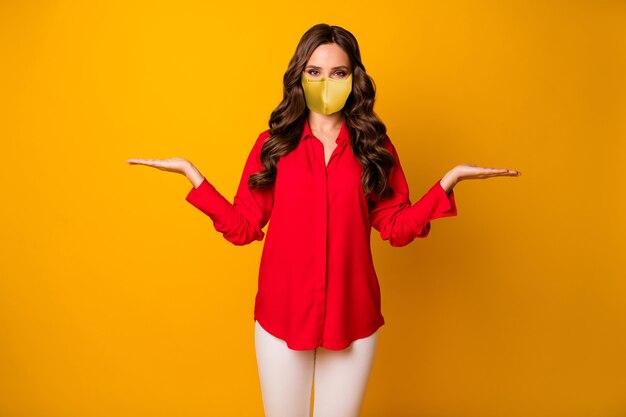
{"left": 305, "top": 69, "right": 349, "bottom": 78}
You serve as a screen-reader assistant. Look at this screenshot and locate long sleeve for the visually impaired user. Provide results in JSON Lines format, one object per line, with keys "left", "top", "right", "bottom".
{"left": 369, "top": 135, "right": 457, "bottom": 247}
{"left": 185, "top": 131, "right": 274, "bottom": 246}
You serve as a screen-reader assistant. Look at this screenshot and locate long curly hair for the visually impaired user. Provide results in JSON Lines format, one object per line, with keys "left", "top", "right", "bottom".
{"left": 248, "top": 23, "right": 395, "bottom": 200}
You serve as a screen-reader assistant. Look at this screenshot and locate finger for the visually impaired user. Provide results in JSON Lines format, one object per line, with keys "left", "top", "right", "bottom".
{"left": 127, "top": 158, "right": 152, "bottom": 164}
{"left": 127, "top": 158, "right": 164, "bottom": 167}
{"left": 499, "top": 168, "right": 521, "bottom": 175}
{"left": 472, "top": 168, "right": 508, "bottom": 177}
{"left": 489, "top": 169, "right": 522, "bottom": 177}
{"left": 480, "top": 167, "right": 510, "bottom": 173}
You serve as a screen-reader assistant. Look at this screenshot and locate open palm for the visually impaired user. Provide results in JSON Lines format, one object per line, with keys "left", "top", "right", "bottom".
{"left": 455, "top": 163, "right": 521, "bottom": 182}
{"left": 126, "top": 157, "right": 192, "bottom": 175}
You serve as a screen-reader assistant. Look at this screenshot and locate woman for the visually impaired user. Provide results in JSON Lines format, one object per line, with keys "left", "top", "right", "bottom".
{"left": 127, "top": 23, "right": 520, "bottom": 417}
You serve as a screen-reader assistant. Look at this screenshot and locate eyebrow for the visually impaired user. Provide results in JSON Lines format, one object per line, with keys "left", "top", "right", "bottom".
{"left": 305, "top": 65, "right": 350, "bottom": 70}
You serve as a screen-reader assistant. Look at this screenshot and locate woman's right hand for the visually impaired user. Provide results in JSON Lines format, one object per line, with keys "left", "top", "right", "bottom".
{"left": 126, "top": 157, "right": 192, "bottom": 174}
{"left": 126, "top": 157, "right": 204, "bottom": 188}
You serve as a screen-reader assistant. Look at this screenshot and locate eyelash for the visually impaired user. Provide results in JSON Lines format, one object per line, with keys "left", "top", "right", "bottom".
{"left": 306, "top": 70, "right": 347, "bottom": 77}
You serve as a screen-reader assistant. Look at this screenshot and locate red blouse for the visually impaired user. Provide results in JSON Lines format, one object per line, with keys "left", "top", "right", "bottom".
{"left": 185, "top": 117, "right": 457, "bottom": 350}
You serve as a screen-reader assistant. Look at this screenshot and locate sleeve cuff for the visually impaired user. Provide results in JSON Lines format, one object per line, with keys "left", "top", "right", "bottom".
{"left": 430, "top": 178, "right": 457, "bottom": 220}
{"left": 185, "top": 177, "right": 233, "bottom": 220}
{"left": 408, "top": 178, "right": 458, "bottom": 223}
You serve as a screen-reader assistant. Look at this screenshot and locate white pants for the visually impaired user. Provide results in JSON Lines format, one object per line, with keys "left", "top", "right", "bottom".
{"left": 254, "top": 320, "right": 379, "bottom": 417}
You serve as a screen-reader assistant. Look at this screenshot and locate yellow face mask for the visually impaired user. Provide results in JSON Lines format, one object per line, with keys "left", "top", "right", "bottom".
{"left": 301, "top": 72, "right": 353, "bottom": 115}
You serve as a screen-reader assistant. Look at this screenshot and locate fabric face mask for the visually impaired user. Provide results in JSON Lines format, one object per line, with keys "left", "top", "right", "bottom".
{"left": 301, "top": 72, "right": 353, "bottom": 115}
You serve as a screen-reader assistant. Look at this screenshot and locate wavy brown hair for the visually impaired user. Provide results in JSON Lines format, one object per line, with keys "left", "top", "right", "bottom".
{"left": 248, "top": 23, "right": 395, "bottom": 200}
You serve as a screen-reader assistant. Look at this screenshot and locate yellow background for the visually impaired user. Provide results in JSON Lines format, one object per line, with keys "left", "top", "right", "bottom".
{"left": 1, "top": 1, "right": 625, "bottom": 416}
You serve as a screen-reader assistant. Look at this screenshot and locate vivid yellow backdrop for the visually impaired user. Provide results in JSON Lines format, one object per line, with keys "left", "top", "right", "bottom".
{"left": 1, "top": 1, "right": 624, "bottom": 416}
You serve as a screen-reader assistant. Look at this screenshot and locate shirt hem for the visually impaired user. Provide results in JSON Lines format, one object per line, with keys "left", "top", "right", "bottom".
{"left": 254, "top": 314, "right": 385, "bottom": 351}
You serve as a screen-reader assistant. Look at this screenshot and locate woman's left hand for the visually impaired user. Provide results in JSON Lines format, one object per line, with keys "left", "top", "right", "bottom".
{"left": 440, "top": 164, "right": 522, "bottom": 193}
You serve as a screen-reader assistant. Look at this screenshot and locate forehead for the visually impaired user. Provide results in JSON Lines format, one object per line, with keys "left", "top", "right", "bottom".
{"left": 305, "top": 43, "right": 350, "bottom": 68}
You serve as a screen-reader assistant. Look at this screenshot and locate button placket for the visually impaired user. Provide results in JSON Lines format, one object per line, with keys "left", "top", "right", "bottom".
{"left": 312, "top": 138, "right": 329, "bottom": 345}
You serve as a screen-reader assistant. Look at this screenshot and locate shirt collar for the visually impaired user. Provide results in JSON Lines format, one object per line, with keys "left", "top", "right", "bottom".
{"left": 302, "top": 117, "right": 349, "bottom": 146}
